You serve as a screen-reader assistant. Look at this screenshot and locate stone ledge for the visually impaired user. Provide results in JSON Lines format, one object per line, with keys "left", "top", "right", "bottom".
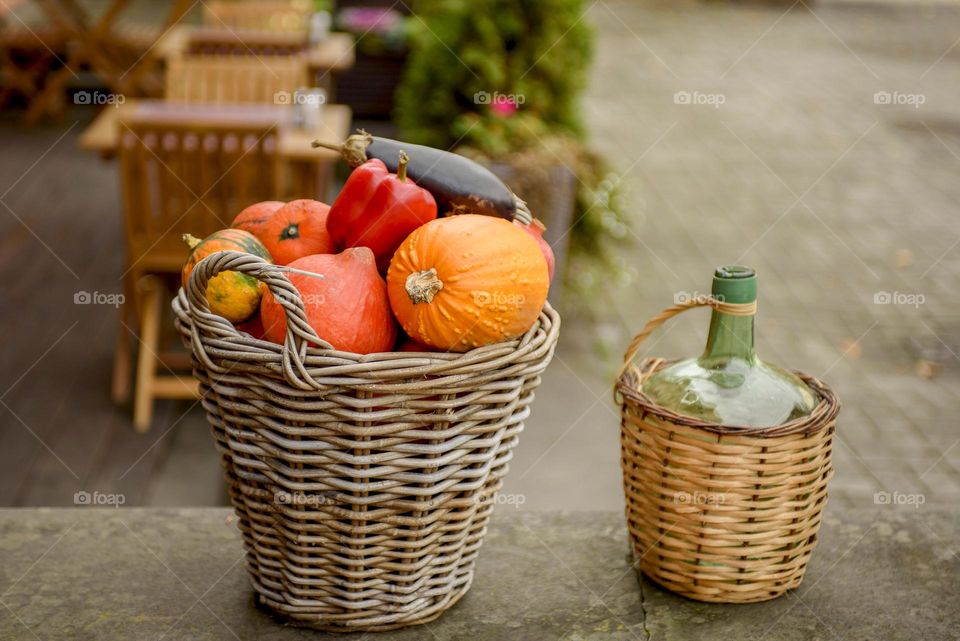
{"left": 0, "top": 505, "right": 955, "bottom": 640}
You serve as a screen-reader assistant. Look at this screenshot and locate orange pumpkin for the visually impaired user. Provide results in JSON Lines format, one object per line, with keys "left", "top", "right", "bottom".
{"left": 232, "top": 199, "right": 335, "bottom": 266}
{"left": 386, "top": 215, "right": 549, "bottom": 352}
{"left": 181, "top": 229, "right": 272, "bottom": 323}
{"left": 259, "top": 248, "right": 397, "bottom": 354}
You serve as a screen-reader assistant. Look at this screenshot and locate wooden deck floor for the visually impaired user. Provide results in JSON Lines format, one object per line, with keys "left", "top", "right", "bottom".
{"left": 0, "top": 110, "right": 225, "bottom": 506}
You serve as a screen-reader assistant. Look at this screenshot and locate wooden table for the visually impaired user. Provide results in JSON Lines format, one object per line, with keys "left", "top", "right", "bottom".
{"left": 17, "top": 0, "right": 193, "bottom": 123}
{"left": 79, "top": 100, "right": 351, "bottom": 198}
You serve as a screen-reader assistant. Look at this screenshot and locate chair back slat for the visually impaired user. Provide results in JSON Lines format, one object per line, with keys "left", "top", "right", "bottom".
{"left": 119, "top": 111, "right": 282, "bottom": 271}
{"left": 165, "top": 55, "right": 307, "bottom": 105}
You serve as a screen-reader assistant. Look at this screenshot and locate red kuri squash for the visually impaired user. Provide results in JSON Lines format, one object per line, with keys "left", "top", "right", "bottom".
{"left": 517, "top": 218, "right": 556, "bottom": 281}
{"left": 260, "top": 248, "right": 396, "bottom": 353}
{"left": 231, "top": 201, "right": 285, "bottom": 235}
{"left": 233, "top": 199, "right": 335, "bottom": 265}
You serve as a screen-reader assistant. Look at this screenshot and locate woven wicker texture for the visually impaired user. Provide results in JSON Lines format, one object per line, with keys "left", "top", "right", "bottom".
{"left": 172, "top": 251, "right": 560, "bottom": 630}
{"left": 615, "top": 299, "right": 840, "bottom": 603}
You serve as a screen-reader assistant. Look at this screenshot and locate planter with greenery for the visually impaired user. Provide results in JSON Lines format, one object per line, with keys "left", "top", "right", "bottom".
{"left": 395, "top": 0, "right": 636, "bottom": 309}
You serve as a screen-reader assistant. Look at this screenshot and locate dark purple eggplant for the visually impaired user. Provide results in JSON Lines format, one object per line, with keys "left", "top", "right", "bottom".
{"left": 312, "top": 131, "right": 529, "bottom": 222}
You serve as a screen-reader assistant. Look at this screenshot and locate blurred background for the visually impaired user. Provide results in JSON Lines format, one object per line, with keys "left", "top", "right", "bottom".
{"left": 0, "top": 0, "right": 958, "bottom": 513}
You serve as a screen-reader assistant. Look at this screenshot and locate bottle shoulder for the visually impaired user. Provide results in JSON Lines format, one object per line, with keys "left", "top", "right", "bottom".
{"left": 641, "top": 356, "right": 817, "bottom": 427}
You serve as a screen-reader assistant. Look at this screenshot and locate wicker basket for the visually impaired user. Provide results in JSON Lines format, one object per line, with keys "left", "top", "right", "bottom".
{"left": 172, "top": 251, "right": 560, "bottom": 631}
{"left": 614, "top": 299, "right": 840, "bottom": 603}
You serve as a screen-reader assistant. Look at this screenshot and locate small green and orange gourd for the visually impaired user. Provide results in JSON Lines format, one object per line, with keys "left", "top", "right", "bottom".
{"left": 182, "top": 229, "right": 272, "bottom": 323}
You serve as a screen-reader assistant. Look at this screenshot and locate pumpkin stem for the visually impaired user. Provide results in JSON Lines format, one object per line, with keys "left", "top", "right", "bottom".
{"left": 405, "top": 268, "right": 443, "bottom": 304}
{"left": 182, "top": 233, "right": 202, "bottom": 250}
{"left": 397, "top": 150, "right": 409, "bottom": 182}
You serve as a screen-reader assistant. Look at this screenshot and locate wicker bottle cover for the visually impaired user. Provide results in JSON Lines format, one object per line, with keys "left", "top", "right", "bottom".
{"left": 615, "top": 296, "right": 840, "bottom": 603}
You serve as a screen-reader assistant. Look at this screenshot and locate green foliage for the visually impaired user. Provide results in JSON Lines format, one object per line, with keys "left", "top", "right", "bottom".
{"left": 396, "top": 0, "right": 592, "bottom": 152}
{"left": 567, "top": 153, "right": 636, "bottom": 294}
{"left": 396, "top": 0, "right": 637, "bottom": 318}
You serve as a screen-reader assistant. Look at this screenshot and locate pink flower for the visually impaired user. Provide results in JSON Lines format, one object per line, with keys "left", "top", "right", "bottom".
{"left": 490, "top": 99, "right": 517, "bottom": 118}
{"left": 337, "top": 8, "right": 401, "bottom": 34}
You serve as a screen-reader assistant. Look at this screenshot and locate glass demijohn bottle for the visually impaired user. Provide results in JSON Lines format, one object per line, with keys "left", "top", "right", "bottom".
{"left": 641, "top": 266, "right": 817, "bottom": 428}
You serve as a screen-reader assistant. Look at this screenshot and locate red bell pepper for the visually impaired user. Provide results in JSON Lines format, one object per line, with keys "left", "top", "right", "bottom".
{"left": 327, "top": 151, "right": 437, "bottom": 273}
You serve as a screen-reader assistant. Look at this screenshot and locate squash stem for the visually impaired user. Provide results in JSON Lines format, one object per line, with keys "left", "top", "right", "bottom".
{"left": 405, "top": 268, "right": 443, "bottom": 304}
{"left": 182, "top": 233, "right": 202, "bottom": 250}
{"left": 397, "top": 150, "right": 409, "bottom": 182}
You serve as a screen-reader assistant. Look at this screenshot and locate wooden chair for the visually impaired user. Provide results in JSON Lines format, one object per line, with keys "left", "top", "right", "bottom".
{"left": 164, "top": 55, "right": 329, "bottom": 199}
{"left": 114, "top": 107, "right": 284, "bottom": 431}
{"left": 165, "top": 55, "right": 308, "bottom": 104}
{"left": 202, "top": 1, "right": 311, "bottom": 33}
{"left": 170, "top": 20, "right": 353, "bottom": 100}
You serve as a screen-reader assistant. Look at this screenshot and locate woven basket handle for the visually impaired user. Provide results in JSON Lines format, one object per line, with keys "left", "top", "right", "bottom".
{"left": 185, "top": 250, "right": 331, "bottom": 390}
{"left": 615, "top": 296, "right": 757, "bottom": 398}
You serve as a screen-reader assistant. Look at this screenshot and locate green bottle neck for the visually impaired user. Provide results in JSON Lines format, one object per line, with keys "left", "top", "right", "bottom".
{"left": 698, "top": 265, "right": 758, "bottom": 364}
{"left": 700, "top": 310, "right": 757, "bottom": 364}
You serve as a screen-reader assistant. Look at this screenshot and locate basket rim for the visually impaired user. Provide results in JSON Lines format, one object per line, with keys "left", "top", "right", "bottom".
{"left": 172, "top": 250, "right": 561, "bottom": 390}
{"left": 174, "top": 287, "right": 559, "bottom": 361}
{"left": 617, "top": 357, "right": 840, "bottom": 437}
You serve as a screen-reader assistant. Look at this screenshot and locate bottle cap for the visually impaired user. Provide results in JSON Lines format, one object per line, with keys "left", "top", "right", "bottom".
{"left": 712, "top": 265, "right": 757, "bottom": 304}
